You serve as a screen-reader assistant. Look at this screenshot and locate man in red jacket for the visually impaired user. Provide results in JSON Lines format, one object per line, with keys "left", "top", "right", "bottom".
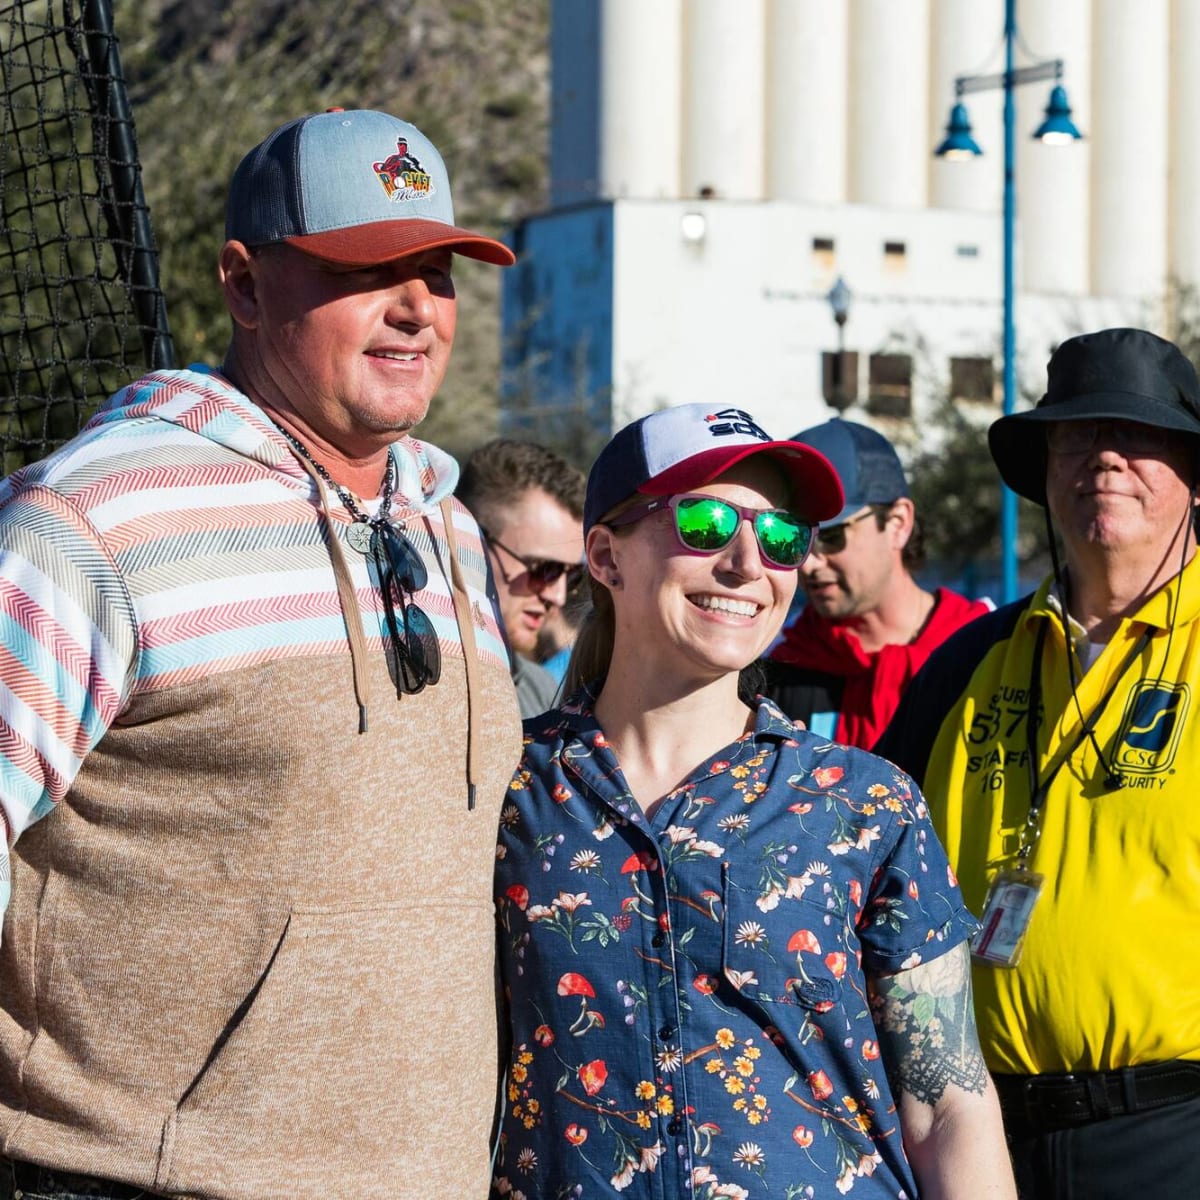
{"left": 764, "top": 418, "right": 990, "bottom": 747}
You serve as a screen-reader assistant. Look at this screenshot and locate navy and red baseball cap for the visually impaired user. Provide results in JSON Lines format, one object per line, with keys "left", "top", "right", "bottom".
{"left": 225, "top": 108, "right": 515, "bottom": 267}
{"left": 790, "top": 419, "right": 910, "bottom": 527}
{"left": 584, "top": 403, "right": 844, "bottom": 532}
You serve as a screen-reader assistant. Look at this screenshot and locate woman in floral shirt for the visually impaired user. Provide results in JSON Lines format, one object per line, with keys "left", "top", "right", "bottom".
{"left": 493, "top": 405, "right": 1015, "bottom": 1200}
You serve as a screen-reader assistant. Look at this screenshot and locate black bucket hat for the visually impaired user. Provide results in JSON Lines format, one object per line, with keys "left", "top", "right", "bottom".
{"left": 988, "top": 327, "right": 1200, "bottom": 505}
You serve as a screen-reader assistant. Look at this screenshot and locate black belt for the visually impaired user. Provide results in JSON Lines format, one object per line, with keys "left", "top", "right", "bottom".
{"left": 1, "top": 1156, "right": 155, "bottom": 1198}
{"left": 994, "top": 1060, "right": 1200, "bottom": 1134}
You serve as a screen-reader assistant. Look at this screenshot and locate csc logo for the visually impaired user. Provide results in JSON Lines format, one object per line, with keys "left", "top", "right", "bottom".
{"left": 1112, "top": 682, "right": 1189, "bottom": 774}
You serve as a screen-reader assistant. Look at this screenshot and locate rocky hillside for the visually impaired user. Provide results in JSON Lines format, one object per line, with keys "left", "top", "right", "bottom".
{"left": 119, "top": 0, "right": 550, "bottom": 458}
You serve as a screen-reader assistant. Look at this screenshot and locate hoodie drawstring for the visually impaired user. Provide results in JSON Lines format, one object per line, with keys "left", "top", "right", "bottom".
{"left": 440, "top": 498, "right": 482, "bottom": 811}
{"left": 291, "top": 453, "right": 374, "bottom": 733}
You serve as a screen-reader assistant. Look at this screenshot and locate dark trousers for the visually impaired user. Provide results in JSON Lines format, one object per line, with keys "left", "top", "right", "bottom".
{"left": 0, "top": 1157, "right": 156, "bottom": 1200}
{"left": 1003, "top": 1092, "right": 1200, "bottom": 1200}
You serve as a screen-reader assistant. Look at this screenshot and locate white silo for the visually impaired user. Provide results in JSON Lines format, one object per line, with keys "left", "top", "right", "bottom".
{"left": 1012, "top": 0, "right": 1091, "bottom": 296}
{"left": 1089, "top": 0, "right": 1169, "bottom": 300}
{"left": 599, "top": 0, "right": 684, "bottom": 198}
{"left": 765, "top": 0, "right": 848, "bottom": 203}
{"left": 682, "top": 0, "right": 767, "bottom": 199}
{"left": 847, "top": 0, "right": 931, "bottom": 207}
{"left": 1170, "top": 0, "right": 1200, "bottom": 291}
{"left": 929, "top": 0, "right": 1004, "bottom": 214}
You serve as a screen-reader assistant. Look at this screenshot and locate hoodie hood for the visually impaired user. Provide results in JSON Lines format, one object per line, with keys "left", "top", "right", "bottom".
{"left": 88, "top": 363, "right": 460, "bottom": 510}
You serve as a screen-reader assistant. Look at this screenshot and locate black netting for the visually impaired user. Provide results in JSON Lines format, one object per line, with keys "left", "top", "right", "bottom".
{"left": 0, "top": 0, "right": 173, "bottom": 473}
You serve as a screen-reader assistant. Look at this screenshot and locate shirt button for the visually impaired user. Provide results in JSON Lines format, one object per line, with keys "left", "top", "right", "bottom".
{"left": 658, "top": 1024, "right": 675, "bottom": 1040}
{"left": 651, "top": 931, "right": 666, "bottom": 947}
{"left": 668, "top": 1118, "right": 683, "bottom": 1135}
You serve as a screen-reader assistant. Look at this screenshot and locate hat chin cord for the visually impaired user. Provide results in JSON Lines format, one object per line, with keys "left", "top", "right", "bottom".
{"left": 1044, "top": 510, "right": 1125, "bottom": 790}
{"left": 1043, "top": 487, "right": 1192, "bottom": 791}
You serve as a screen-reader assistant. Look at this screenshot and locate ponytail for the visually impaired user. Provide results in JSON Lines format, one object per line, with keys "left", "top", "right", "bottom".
{"left": 564, "top": 577, "right": 615, "bottom": 696}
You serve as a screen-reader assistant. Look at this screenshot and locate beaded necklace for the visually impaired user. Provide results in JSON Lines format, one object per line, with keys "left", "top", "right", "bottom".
{"left": 271, "top": 418, "right": 395, "bottom": 552}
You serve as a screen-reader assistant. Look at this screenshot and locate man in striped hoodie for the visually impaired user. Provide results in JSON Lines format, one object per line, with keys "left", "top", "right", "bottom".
{"left": 0, "top": 109, "right": 521, "bottom": 1199}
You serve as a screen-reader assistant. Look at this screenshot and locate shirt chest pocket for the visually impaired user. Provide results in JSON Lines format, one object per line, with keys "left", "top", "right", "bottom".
{"left": 720, "top": 865, "right": 850, "bottom": 1013}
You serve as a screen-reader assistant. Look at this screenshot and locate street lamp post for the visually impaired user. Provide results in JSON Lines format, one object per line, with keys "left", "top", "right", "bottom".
{"left": 934, "top": 0, "right": 1082, "bottom": 603}
{"left": 827, "top": 275, "right": 853, "bottom": 412}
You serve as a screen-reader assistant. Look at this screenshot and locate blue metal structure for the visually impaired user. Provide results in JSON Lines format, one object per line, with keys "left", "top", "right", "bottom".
{"left": 934, "top": 0, "right": 1082, "bottom": 603}
{"left": 500, "top": 203, "right": 616, "bottom": 440}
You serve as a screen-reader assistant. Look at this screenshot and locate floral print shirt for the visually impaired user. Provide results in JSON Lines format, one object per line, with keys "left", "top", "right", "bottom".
{"left": 493, "top": 693, "right": 977, "bottom": 1200}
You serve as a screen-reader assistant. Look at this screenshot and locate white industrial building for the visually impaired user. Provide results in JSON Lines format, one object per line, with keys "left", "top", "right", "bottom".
{"left": 501, "top": 0, "right": 1200, "bottom": 443}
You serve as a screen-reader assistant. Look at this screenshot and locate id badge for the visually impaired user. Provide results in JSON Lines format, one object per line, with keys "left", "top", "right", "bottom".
{"left": 971, "top": 868, "right": 1044, "bottom": 968}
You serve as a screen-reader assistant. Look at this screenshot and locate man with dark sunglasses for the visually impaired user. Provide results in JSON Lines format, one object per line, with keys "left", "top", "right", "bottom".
{"left": 0, "top": 110, "right": 522, "bottom": 1200}
{"left": 764, "top": 418, "right": 989, "bottom": 747}
{"left": 458, "top": 438, "right": 586, "bottom": 716}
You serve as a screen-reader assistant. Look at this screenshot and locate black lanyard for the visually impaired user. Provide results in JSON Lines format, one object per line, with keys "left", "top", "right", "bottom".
{"left": 1018, "top": 617, "right": 1153, "bottom": 866}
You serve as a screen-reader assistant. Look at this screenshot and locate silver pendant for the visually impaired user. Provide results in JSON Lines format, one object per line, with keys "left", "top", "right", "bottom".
{"left": 346, "top": 521, "right": 374, "bottom": 554}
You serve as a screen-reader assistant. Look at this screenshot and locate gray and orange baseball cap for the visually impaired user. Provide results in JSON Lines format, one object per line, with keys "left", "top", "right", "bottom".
{"left": 225, "top": 108, "right": 515, "bottom": 266}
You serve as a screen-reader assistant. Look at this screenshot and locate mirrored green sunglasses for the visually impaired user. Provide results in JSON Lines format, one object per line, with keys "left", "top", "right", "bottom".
{"left": 607, "top": 493, "right": 814, "bottom": 568}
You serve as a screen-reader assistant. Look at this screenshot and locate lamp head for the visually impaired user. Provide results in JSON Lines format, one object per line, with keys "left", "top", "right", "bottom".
{"left": 1033, "top": 85, "right": 1083, "bottom": 144}
{"left": 934, "top": 102, "right": 983, "bottom": 160}
{"left": 827, "top": 276, "right": 852, "bottom": 324}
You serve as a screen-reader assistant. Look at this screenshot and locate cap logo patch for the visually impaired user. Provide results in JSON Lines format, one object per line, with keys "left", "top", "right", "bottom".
{"left": 372, "top": 136, "right": 436, "bottom": 202}
{"left": 704, "top": 407, "right": 771, "bottom": 442}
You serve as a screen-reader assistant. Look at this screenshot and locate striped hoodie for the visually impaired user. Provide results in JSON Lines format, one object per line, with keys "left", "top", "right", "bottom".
{"left": 0, "top": 367, "right": 522, "bottom": 1198}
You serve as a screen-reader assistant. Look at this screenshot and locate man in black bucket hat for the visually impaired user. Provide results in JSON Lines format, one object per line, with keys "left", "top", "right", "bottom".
{"left": 988, "top": 325, "right": 1200, "bottom": 503}
{"left": 876, "top": 327, "right": 1200, "bottom": 1200}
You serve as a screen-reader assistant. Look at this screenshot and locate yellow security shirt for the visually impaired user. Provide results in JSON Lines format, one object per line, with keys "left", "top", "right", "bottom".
{"left": 877, "top": 559, "right": 1200, "bottom": 1074}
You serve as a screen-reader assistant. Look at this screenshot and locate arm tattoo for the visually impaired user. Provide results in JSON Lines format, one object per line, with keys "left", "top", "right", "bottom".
{"left": 867, "top": 943, "right": 989, "bottom": 1106}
